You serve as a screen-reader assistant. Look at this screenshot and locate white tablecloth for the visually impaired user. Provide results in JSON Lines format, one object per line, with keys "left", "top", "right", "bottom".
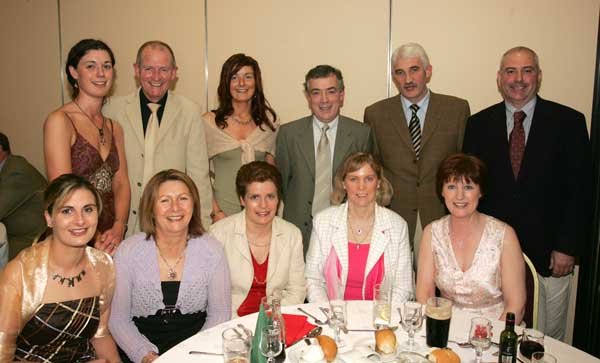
{"left": 156, "top": 301, "right": 599, "bottom": 363}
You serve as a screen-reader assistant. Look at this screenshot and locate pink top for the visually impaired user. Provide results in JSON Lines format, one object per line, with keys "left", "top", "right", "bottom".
{"left": 344, "top": 243, "right": 370, "bottom": 300}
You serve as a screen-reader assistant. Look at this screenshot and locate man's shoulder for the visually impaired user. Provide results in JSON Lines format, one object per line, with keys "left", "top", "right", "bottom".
{"left": 167, "top": 92, "right": 201, "bottom": 111}
{"left": 365, "top": 94, "right": 402, "bottom": 112}
{"left": 430, "top": 91, "right": 469, "bottom": 106}
{"left": 537, "top": 97, "right": 584, "bottom": 118}
{"left": 339, "top": 115, "right": 368, "bottom": 128}
{"left": 2, "top": 154, "right": 45, "bottom": 180}
{"left": 469, "top": 101, "right": 504, "bottom": 122}
{"left": 278, "top": 116, "right": 311, "bottom": 133}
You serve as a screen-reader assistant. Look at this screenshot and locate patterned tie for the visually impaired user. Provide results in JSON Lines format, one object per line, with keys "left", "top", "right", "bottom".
{"left": 509, "top": 110, "right": 526, "bottom": 179}
{"left": 312, "top": 124, "right": 332, "bottom": 215}
{"left": 409, "top": 104, "right": 422, "bottom": 159}
{"left": 143, "top": 103, "right": 161, "bottom": 186}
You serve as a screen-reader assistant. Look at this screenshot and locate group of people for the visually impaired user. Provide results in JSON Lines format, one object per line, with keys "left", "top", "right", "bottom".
{"left": 0, "top": 36, "right": 589, "bottom": 363}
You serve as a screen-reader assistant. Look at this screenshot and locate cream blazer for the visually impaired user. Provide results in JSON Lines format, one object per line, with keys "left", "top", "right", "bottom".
{"left": 305, "top": 203, "right": 414, "bottom": 305}
{"left": 103, "top": 90, "right": 212, "bottom": 234}
{"left": 209, "top": 211, "right": 306, "bottom": 318}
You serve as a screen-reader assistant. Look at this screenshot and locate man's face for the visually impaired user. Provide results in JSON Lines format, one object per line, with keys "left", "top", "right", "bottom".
{"left": 497, "top": 50, "right": 542, "bottom": 109}
{"left": 305, "top": 74, "right": 345, "bottom": 123}
{"left": 134, "top": 47, "right": 178, "bottom": 103}
{"left": 392, "top": 56, "right": 432, "bottom": 103}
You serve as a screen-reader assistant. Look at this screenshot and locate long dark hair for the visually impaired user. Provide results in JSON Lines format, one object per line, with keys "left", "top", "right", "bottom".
{"left": 213, "top": 53, "right": 276, "bottom": 131}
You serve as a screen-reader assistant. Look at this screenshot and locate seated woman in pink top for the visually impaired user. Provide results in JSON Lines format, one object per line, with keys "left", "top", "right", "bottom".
{"left": 305, "top": 152, "right": 414, "bottom": 304}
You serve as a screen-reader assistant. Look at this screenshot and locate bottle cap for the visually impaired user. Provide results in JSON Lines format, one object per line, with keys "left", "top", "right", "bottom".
{"left": 506, "top": 312, "right": 516, "bottom": 323}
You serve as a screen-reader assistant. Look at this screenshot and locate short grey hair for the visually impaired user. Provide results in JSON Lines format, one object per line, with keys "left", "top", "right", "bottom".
{"left": 391, "top": 42, "right": 430, "bottom": 69}
{"left": 499, "top": 46, "right": 541, "bottom": 71}
{"left": 303, "top": 64, "right": 345, "bottom": 93}
{"left": 136, "top": 40, "right": 177, "bottom": 67}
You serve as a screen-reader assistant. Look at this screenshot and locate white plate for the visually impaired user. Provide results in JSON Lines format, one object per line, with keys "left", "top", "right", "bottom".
{"left": 287, "top": 342, "right": 346, "bottom": 363}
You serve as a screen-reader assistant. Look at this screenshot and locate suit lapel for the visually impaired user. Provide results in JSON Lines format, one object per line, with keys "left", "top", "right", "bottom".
{"left": 489, "top": 103, "right": 517, "bottom": 183}
{"left": 364, "top": 205, "right": 389, "bottom": 275}
{"left": 299, "top": 117, "right": 316, "bottom": 179}
{"left": 125, "top": 91, "right": 145, "bottom": 148}
{"left": 332, "top": 116, "right": 352, "bottom": 174}
{"left": 387, "top": 95, "right": 413, "bottom": 150}
{"left": 518, "top": 97, "right": 547, "bottom": 182}
{"left": 421, "top": 92, "right": 441, "bottom": 149}
{"left": 266, "top": 218, "right": 284, "bottom": 283}
{"left": 330, "top": 205, "right": 350, "bottom": 284}
{"left": 233, "top": 212, "right": 252, "bottom": 264}
{"left": 156, "top": 91, "right": 180, "bottom": 146}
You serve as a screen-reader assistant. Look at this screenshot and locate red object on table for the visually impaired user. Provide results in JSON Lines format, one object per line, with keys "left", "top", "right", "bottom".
{"left": 282, "top": 313, "right": 317, "bottom": 346}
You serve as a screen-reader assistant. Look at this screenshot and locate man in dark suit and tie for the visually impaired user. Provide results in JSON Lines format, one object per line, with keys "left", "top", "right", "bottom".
{"left": 364, "top": 43, "right": 470, "bottom": 258}
{"left": 0, "top": 132, "right": 47, "bottom": 267}
{"left": 463, "top": 46, "right": 590, "bottom": 340}
{"left": 276, "top": 65, "right": 374, "bottom": 256}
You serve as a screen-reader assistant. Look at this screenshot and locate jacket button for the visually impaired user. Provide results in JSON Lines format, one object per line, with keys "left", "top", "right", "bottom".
{"left": 416, "top": 182, "right": 420, "bottom": 187}
{"left": 308, "top": 201, "right": 312, "bottom": 205}
{"left": 137, "top": 182, "right": 142, "bottom": 187}
{"left": 133, "top": 210, "right": 137, "bottom": 215}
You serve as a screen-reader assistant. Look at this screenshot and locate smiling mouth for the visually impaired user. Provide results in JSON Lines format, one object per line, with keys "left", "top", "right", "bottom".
{"left": 166, "top": 216, "right": 184, "bottom": 221}
{"left": 92, "top": 81, "right": 107, "bottom": 86}
{"left": 69, "top": 228, "right": 89, "bottom": 236}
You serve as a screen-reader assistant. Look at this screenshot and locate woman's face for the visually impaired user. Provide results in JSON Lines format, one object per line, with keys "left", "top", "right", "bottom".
{"left": 153, "top": 180, "right": 194, "bottom": 237}
{"left": 241, "top": 181, "right": 278, "bottom": 227}
{"left": 343, "top": 163, "right": 380, "bottom": 208}
{"left": 69, "top": 49, "right": 114, "bottom": 98}
{"left": 441, "top": 177, "right": 482, "bottom": 218}
{"left": 45, "top": 188, "right": 99, "bottom": 248}
{"left": 229, "top": 65, "right": 256, "bottom": 103}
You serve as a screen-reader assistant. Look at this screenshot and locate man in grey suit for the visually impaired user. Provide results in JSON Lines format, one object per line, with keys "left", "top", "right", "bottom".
{"left": 0, "top": 132, "right": 47, "bottom": 266}
{"left": 104, "top": 41, "right": 212, "bottom": 234}
{"left": 364, "top": 43, "right": 470, "bottom": 258}
{"left": 276, "top": 65, "right": 374, "bottom": 256}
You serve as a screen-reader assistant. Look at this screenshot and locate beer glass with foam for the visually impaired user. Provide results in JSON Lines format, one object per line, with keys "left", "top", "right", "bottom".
{"left": 425, "top": 297, "right": 452, "bottom": 348}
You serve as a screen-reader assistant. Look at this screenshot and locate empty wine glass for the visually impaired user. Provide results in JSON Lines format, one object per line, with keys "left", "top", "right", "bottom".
{"left": 469, "top": 317, "right": 492, "bottom": 363}
{"left": 259, "top": 326, "right": 282, "bottom": 363}
{"left": 328, "top": 299, "right": 347, "bottom": 347}
{"left": 399, "top": 301, "right": 423, "bottom": 351}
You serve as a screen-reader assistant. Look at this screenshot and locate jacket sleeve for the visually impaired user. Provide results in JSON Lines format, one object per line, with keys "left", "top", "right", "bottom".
{"left": 281, "top": 227, "right": 307, "bottom": 306}
{"left": 187, "top": 104, "right": 213, "bottom": 228}
{"left": 304, "top": 218, "right": 329, "bottom": 303}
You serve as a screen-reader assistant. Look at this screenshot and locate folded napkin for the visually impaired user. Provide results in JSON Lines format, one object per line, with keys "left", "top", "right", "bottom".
{"left": 282, "top": 313, "right": 317, "bottom": 346}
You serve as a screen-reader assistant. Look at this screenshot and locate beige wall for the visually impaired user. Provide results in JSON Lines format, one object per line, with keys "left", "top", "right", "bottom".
{"left": 1, "top": 0, "right": 598, "bottom": 170}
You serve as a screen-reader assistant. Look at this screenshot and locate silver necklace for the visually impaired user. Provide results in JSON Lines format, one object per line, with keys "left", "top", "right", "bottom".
{"left": 231, "top": 115, "right": 253, "bottom": 125}
{"left": 156, "top": 242, "right": 187, "bottom": 280}
{"left": 73, "top": 100, "right": 106, "bottom": 145}
{"left": 348, "top": 215, "right": 374, "bottom": 244}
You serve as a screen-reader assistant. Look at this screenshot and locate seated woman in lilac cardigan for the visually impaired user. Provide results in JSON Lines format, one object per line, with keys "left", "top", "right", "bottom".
{"left": 109, "top": 170, "right": 231, "bottom": 363}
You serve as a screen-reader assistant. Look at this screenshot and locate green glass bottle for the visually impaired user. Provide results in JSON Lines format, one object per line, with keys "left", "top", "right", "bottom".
{"left": 498, "top": 312, "right": 518, "bottom": 363}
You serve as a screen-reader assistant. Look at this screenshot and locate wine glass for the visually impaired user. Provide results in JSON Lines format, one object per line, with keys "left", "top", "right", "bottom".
{"left": 469, "top": 317, "right": 492, "bottom": 363}
{"left": 519, "top": 328, "right": 545, "bottom": 362}
{"left": 531, "top": 352, "right": 557, "bottom": 363}
{"left": 399, "top": 301, "right": 423, "bottom": 351}
{"left": 259, "top": 326, "right": 282, "bottom": 363}
{"left": 328, "top": 299, "right": 347, "bottom": 347}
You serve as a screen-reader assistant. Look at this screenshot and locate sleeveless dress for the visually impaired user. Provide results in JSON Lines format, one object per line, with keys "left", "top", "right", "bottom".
{"left": 15, "top": 296, "right": 100, "bottom": 362}
{"left": 68, "top": 116, "right": 120, "bottom": 233}
{"left": 431, "top": 214, "right": 505, "bottom": 318}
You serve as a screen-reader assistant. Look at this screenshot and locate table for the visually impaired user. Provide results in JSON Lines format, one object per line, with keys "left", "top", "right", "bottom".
{"left": 156, "top": 301, "right": 599, "bottom": 362}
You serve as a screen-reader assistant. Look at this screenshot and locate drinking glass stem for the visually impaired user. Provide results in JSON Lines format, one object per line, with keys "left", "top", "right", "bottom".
{"left": 408, "top": 327, "right": 415, "bottom": 347}
{"left": 334, "top": 326, "right": 341, "bottom": 344}
{"left": 475, "top": 347, "right": 482, "bottom": 363}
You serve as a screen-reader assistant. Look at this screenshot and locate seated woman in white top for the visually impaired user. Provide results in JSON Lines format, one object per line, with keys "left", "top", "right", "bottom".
{"left": 416, "top": 153, "right": 526, "bottom": 323}
{"left": 305, "top": 152, "right": 413, "bottom": 304}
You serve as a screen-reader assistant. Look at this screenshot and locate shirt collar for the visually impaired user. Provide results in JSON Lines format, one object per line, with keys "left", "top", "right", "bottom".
{"left": 401, "top": 88, "right": 430, "bottom": 111}
{"left": 140, "top": 88, "right": 168, "bottom": 108}
{"left": 505, "top": 96, "right": 537, "bottom": 116}
{"left": 312, "top": 115, "right": 339, "bottom": 130}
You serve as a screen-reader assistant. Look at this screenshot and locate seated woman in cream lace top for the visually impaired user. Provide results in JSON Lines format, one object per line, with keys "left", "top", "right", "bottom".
{"left": 416, "top": 153, "right": 526, "bottom": 323}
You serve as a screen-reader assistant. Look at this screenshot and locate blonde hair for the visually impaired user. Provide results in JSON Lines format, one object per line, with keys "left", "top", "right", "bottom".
{"left": 331, "top": 152, "right": 393, "bottom": 206}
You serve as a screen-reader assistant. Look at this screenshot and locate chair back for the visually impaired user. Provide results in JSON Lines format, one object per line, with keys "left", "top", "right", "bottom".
{"left": 522, "top": 253, "right": 539, "bottom": 329}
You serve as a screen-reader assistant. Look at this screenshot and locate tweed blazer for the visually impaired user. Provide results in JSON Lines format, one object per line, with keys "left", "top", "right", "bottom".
{"left": 305, "top": 203, "right": 414, "bottom": 305}
{"left": 103, "top": 90, "right": 212, "bottom": 233}
{"left": 209, "top": 211, "right": 306, "bottom": 318}
{"left": 276, "top": 115, "right": 374, "bottom": 254}
{"left": 364, "top": 92, "right": 470, "bottom": 243}
{"left": 0, "top": 154, "right": 47, "bottom": 259}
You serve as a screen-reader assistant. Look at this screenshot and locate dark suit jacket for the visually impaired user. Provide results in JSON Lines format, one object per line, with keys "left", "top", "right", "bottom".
{"left": 276, "top": 115, "right": 374, "bottom": 255}
{"left": 0, "top": 154, "right": 47, "bottom": 259}
{"left": 364, "top": 92, "right": 470, "bottom": 244}
{"left": 463, "top": 97, "right": 591, "bottom": 276}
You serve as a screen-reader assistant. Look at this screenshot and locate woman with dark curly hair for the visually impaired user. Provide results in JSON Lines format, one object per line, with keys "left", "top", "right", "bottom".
{"left": 202, "top": 54, "right": 278, "bottom": 223}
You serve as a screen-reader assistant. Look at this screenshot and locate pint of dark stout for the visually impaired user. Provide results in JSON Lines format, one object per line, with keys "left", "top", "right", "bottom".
{"left": 425, "top": 297, "right": 452, "bottom": 348}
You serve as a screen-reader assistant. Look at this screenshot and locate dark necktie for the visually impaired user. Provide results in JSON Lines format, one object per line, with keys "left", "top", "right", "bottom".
{"left": 409, "top": 104, "right": 422, "bottom": 159}
{"left": 509, "top": 110, "right": 526, "bottom": 178}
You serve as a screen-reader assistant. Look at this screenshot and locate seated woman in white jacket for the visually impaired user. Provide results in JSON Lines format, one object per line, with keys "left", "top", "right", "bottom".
{"left": 305, "top": 152, "right": 414, "bottom": 304}
{"left": 210, "top": 161, "right": 306, "bottom": 317}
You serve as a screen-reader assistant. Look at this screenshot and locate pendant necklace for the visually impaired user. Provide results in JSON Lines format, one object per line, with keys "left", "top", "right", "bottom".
{"left": 52, "top": 269, "right": 86, "bottom": 287}
{"left": 73, "top": 100, "right": 106, "bottom": 145}
{"left": 156, "top": 242, "right": 187, "bottom": 280}
{"left": 348, "top": 214, "right": 374, "bottom": 244}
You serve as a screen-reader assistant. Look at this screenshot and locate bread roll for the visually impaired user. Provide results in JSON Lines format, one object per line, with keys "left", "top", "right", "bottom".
{"left": 428, "top": 348, "right": 461, "bottom": 363}
{"left": 375, "top": 328, "right": 397, "bottom": 355}
{"left": 316, "top": 335, "right": 337, "bottom": 362}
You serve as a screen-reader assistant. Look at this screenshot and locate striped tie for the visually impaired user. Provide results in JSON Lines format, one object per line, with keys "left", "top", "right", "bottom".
{"left": 409, "top": 104, "right": 422, "bottom": 159}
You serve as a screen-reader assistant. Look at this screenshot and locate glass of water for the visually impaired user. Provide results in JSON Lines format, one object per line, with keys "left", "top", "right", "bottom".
{"left": 328, "top": 299, "right": 347, "bottom": 347}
